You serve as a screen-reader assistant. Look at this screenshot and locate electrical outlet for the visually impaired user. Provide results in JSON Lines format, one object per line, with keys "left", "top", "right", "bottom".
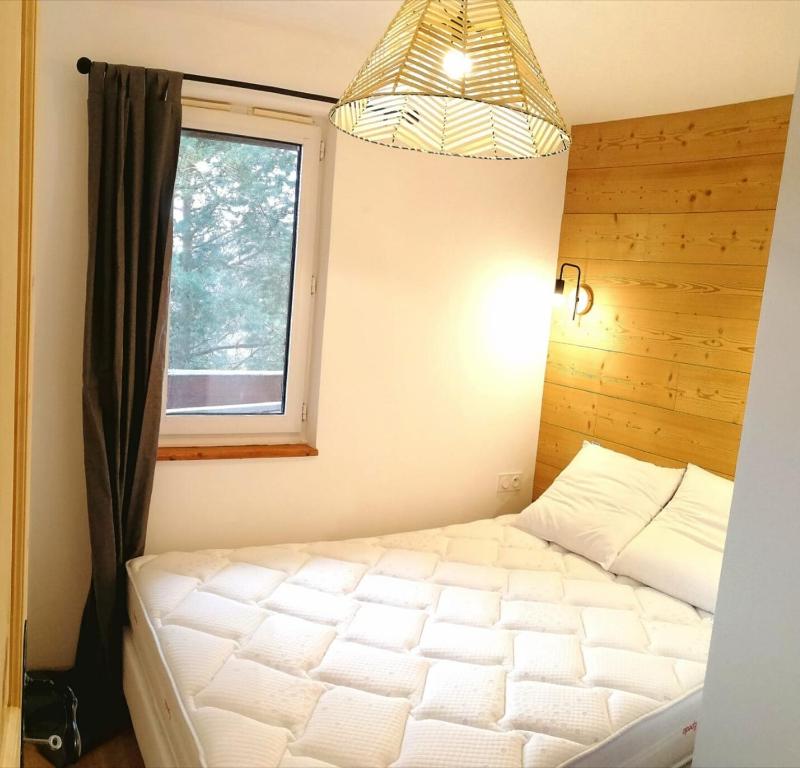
{"left": 497, "top": 473, "right": 522, "bottom": 493}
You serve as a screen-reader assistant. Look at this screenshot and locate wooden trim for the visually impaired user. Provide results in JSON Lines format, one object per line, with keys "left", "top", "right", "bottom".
{"left": 157, "top": 444, "right": 319, "bottom": 461}
{"left": 9, "top": 0, "right": 36, "bottom": 712}
{"left": 0, "top": 706, "right": 20, "bottom": 768}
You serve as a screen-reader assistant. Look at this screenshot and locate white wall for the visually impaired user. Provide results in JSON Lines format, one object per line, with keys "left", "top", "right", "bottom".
{"left": 693, "top": 67, "right": 800, "bottom": 768}
{"left": 28, "top": 0, "right": 567, "bottom": 669}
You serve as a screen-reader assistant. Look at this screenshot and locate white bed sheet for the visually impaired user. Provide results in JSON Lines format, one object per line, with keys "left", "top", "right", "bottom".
{"left": 125, "top": 514, "right": 710, "bottom": 768}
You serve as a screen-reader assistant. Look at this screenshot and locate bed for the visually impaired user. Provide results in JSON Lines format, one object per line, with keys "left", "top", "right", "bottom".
{"left": 124, "top": 512, "right": 711, "bottom": 768}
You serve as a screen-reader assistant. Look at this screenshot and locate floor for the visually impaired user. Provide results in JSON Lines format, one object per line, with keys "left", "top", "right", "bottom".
{"left": 23, "top": 728, "right": 143, "bottom": 768}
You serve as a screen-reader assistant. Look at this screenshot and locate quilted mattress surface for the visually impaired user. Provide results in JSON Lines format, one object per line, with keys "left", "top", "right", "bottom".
{"left": 126, "top": 515, "right": 712, "bottom": 768}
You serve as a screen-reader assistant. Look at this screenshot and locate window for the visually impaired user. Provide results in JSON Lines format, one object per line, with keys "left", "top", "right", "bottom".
{"left": 160, "top": 106, "right": 322, "bottom": 442}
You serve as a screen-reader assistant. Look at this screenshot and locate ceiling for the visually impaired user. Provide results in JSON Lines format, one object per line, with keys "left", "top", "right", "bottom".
{"left": 185, "top": 0, "right": 800, "bottom": 125}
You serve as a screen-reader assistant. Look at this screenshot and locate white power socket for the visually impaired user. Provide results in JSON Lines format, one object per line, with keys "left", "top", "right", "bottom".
{"left": 497, "top": 473, "right": 523, "bottom": 493}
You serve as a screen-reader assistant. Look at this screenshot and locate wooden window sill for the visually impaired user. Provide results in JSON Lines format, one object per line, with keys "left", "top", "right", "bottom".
{"left": 157, "top": 444, "right": 318, "bottom": 461}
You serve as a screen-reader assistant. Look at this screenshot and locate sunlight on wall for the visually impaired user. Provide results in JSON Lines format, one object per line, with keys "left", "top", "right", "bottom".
{"left": 478, "top": 266, "right": 553, "bottom": 372}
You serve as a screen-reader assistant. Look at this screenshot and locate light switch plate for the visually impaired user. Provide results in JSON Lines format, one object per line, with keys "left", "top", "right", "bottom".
{"left": 497, "top": 473, "right": 522, "bottom": 493}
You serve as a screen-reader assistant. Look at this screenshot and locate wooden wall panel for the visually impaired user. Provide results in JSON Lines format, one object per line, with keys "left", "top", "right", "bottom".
{"left": 559, "top": 211, "right": 774, "bottom": 265}
{"left": 533, "top": 461, "right": 561, "bottom": 500}
{"left": 674, "top": 365, "right": 750, "bottom": 425}
{"left": 537, "top": 422, "right": 588, "bottom": 469}
{"left": 549, "top": 305, "right": 758, "bottom": 373}
{"left": 534, "top": 96, "right": 791, "bottom": 497}
{"left": 595, "top": 397, "right": 741, "bottom": 476}
{"left": 584, "top": 261, "right": 766, "bottom": 319}
{"left": 537, "top": 420, "right": 691, "bottom": 474}
{"left": 568, "top": 96, "right": 791, "bottom": 169}
{"left": 541, "top": 383, "right": 597, "bottom": 435}
{"left": 547, "top": 343, "right": 677, "bottom": 409}
{"left": 564, "top": 153, "right": 783, "bottom": 214}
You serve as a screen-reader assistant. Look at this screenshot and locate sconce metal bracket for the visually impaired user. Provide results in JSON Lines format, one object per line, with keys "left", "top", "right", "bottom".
{"left": 557, "top": 262, "right": 582, "bottom": 321}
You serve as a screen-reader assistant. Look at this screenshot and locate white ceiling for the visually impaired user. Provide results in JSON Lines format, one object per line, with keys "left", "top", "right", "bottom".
{"left": 187, "top": 0, "right": 800, "bottom": 124}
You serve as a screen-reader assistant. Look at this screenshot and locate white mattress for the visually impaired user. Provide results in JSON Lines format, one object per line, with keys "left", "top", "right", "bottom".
{"left": 125, "top": 515, "right": 710, "bottom": 768}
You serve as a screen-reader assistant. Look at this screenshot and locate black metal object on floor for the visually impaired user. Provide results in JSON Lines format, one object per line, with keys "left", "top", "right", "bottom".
{"left": 22, "top": 673, "right": 81, "bottom": 768}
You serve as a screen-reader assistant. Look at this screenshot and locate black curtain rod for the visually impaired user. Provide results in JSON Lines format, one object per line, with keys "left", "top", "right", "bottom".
{"left": 75, "top": 57, "right": 339, "bottom": 105}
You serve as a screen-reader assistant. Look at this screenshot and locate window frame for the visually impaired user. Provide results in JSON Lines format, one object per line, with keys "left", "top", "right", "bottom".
{"left": 159, "top": 104, "right": 322, "bottom": 445}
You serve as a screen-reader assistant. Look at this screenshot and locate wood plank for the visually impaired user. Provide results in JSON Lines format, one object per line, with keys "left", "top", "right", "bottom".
{"left": 532, "top": 461, "right": 561, "bottom": 500}
{"left": 157, "top": 444, "right": 319, "bottom": 461}
{"left": 1, "top": 707, "right": 20, "bottom": 768}
{"left": 534, "top": 428, "right": 730, "bottom": 499}
{"left": 569, "top": 96, "right": 792, "bottom": 169}
{"left": 545, "top": 342, "right": 677, "bottom": 409}
{"left": 585, "top": 260, "right": 765, "bottom": 320}
{"left": 536, "top": 422, "right": 688, "bottom": 474}
{"left": 535, "top": 422, "right": 589, "bottom": 469}
{"left": 594, "top": 396, "right": 741, "bottom": 475}
{"left": 564, "top": 153, "right": 784, "bottom": 214}
{"left": 594, "top": 438, "right": 689, "bottom": 471}
{"left": 559, "top": 211, "right": 774, "bottom": 265}
{"left": 541, "top": 382, "right": 598, "bottom": 434}
{"left": 550, "top": 304, "right": 758, "bottom": 372}
{"left": 675, "top": 364, "right": 750, "bottom": 425}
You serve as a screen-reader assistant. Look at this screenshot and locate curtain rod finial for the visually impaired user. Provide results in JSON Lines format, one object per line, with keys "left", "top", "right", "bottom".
{"left": 77, "top": 57, "right": 92, "bottom": 74}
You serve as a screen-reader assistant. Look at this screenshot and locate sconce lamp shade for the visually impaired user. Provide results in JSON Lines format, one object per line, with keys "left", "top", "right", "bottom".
{"left": 329, "top": 0, "right": 571, "bottom": 159}
{"left": 576, "top": 284, "right": 594, "bottom": 316}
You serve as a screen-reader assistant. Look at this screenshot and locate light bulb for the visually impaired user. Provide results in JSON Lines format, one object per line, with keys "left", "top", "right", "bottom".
{"left": 443, "top": 49, "right": 472, "bottom": 79}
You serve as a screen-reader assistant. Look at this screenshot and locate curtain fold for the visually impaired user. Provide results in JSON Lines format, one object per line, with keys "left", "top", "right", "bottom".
{"left": 73, "top": 61, "right": 182, "bottom": 747}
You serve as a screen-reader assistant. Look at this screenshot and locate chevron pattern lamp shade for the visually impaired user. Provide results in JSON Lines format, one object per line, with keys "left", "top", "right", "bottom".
{"left": 329, "top": 0, "right": 570, "bottom": 159}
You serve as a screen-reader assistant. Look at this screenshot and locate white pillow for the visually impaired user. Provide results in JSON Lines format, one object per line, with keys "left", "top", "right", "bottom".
{"left": 515, "top": 442, "right": 685, "bottom": 569}
{"left": 611, "top": 463, "right": 732, "bottom": 612}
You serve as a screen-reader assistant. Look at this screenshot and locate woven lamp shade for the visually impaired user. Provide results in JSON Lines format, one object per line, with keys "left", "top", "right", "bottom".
{"left": 329, "top": 0, "right": 570, "bottom": 159}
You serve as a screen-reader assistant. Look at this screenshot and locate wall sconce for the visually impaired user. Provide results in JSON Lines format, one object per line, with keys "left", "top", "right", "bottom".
{"left": 554, "top": 262, "right": 593, "bottom": 320}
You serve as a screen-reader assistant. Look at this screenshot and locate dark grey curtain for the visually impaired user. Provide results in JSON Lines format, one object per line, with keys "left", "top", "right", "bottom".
{"left": 74, "top": 62, "right": 182, "bottom": 746}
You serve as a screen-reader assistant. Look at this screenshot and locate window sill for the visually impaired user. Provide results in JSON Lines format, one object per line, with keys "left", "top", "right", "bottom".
{"left": 157, "top": 444, "right": 318, "bottom": 461}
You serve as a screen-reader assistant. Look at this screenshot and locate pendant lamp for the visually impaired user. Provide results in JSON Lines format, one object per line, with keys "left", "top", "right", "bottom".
{"left": 329, "top": 0, "right": 570, "bottom": 159}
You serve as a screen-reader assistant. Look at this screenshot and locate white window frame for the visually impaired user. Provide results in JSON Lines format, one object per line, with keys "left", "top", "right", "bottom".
{"left": 159, "top": 105, "right": 321, "bottom": 444}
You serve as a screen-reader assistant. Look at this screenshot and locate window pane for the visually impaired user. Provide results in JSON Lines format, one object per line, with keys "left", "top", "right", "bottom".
{"left": 167, "top": 129, "right": 301, "bottom": 415}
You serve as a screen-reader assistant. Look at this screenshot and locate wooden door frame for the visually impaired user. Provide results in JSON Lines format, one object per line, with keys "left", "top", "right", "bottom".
{"left": 11, "top": 0, "right": 36, "bottom": 707}
{"left": 1, "top": 1, "right": 36, "bottom": 764}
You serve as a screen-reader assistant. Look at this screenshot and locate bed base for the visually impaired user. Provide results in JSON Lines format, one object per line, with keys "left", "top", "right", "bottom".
{"left": 123, "top": 631, "right": 180, "bottom": 768}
